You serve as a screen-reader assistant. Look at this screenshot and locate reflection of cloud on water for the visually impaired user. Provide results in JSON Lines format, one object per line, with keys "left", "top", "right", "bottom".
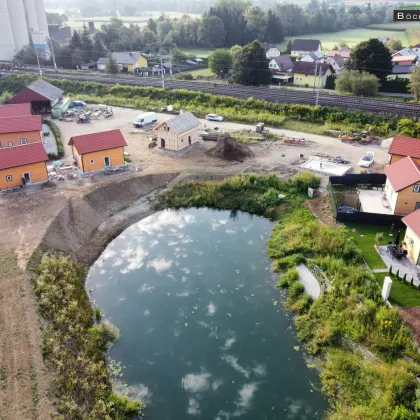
{"left": 233, "top": 383, "right": 258, "bottom": 416}
{"left": 285, "top": 398, "right": 313, "bottom": 419}
{"left": 147, "top": 258, "right": 173, "bottom": 273}
{"left": 138, "top": 283, "right": 155, "bottom": 294}
{"left": 207, "top": 302, "right": 217, "bottom": 316}
{"left": 252, "top": 363, "right": 266, "bottom": 377}
{"left": 119, "top": 246, "right": 149, "bottom": 274}
{"left": 176, "top": 290, "right": 190, "bottom": 297}
{"left": 221, "top": 355, "right": 250, "bottom": 378}
{"left": 150, "top": 239, "right": 159, "bottom": 247}
{"left": 112, "top": 380, "right": 153, "bottom": 405}
{"left": 222, "top": 337, "right": 236, "bottom": 350}
{"left": 182, "top": 372, "right": 212, "bottom": 392}
{"left": 211, "top": 219, "right": 228, "bottom": 230}
{"left": 225, "top": 229, "right": 237, "bottom": 235}
{"left": 181, "top": 267, "right": 191, "bottom": 274}
{"left": 112, "top": 258, "right": 123, "bottom": 267}
{"left": 212, "top": 379, "right": 223, "bottom": 391}
{"left": 188, "top": 397, "right": 200, "bottom": 415}
{"left": 144, "top": 309, "right": 150, "bottom": 316}
{"left": 133, "top": 210, "right": 196, "bottom": 235}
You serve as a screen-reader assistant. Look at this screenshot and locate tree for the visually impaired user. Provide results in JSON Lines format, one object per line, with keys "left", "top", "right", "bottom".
{"left": 346, "top": 38, "right": 392, "bottom": 79}
{"left": 409, "top": 67, "right": 420, "bottom": 101}
{"left": 80, "top": 24, "right": 93, "bottom": 62}
{"left": 232, "top": 40, "right": 271, "bottom": 86}
{"left": 70, "top": 30, "right": 82, "bottom": 50}
{"left": 336, "top": 69, "right": 379, "bottom": 97}
{"left": 266, "top": 9, "right": 284, "bottom": 43}
{"left": 230, "top": 45, "right": 242, "bottom": 61}
{"left": 105, "top": 53, "right": 119, "bottom": 74}
{"left": 209, "top": 49, "right": 232, "bottom": 75}
{"left": 147, "top": 18, "right": 157, "bottom": 34}
{"left": 244, "top": 5, "right": 267, "bottom": 43}
{"left": 386, "top": 39, "right": 403, "bottom": 53}
{"left": 198, "top": 16, "right": 226, "bottom": 48}
{"left": 285, "top": 40, "right": 292, "bottom": 54}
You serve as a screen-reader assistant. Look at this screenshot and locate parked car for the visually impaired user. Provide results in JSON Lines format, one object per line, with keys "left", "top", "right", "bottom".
{"left": 134, "top": 112, "right": 158, "bottom": 128}
{"left": 206, "top": 114, "right": 224, "bottom": 122}
{"left": 359, "top": 151, "right": 374, "bottom": 168}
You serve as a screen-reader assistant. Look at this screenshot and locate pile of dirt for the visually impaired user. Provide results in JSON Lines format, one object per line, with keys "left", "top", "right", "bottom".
{"left": 207, "top": 136, "right": 253, "bottom": 162}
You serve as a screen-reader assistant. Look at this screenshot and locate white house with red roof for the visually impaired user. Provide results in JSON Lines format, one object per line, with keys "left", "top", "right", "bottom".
{"left": 384, "top": 156, "right": 420, "bottom": 215}
{"left": 402, "top": 209, "right": 420, "bottom": 266}
{"left": 388, "top": 136, "right": 420, "bottom": 165}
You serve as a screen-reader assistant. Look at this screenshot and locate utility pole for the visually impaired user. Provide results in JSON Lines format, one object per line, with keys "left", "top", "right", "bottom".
{"left": 316, "top": 64, "right": 322, "bottom": 106}
{"left": 313, "top": 61, "right": 318, "bottom": 92}
{"left": 169, "top": 48, "right": 172, "bottom": 77}
{"left": 34, "top": 47, "right": 42, "bottom": 77}
{"left": 47, "top": 38, "right": 57, "bottom": 71}
{"left": 160, "top": 55, "right": 165, "bottom": 88}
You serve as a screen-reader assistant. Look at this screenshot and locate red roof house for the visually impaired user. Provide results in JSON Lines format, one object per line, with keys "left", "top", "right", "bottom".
{"left": 388, "top": 136, "right": 420, "bottom": 164}
{"left": 0, "top": 103, "right": 32, "bottom": 118}
{"left": 0, "top": 115, "right": 43, "bottom": 148}
{"left": 384, "top": 156, "right": 420, "bottom": 215}
{"left": 68, "top": 129, "right": 127, "bottom": 173}
{"left": 0, "top": 142, "right": 49, "bottom": 190}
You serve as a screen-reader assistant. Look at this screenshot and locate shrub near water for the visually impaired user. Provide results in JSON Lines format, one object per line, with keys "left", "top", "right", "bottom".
{"left": 35, "top": 254, "right": 143, "bottom": 419}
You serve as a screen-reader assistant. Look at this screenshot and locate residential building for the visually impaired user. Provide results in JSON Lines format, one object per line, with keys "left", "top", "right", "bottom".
{"left": 402, "top": 209, "right": 420, "bottom": 266}
{"left": 97, "top": 52, "right": 149, "bottom": 72}
{"left": 412, "top": 44, "right": 420, "bottom": 56}
{"left": 393, "top": 47, "right": 419, "bottom": 58}
{"left": 8, "top": 78, "right": 70, "bottom": 118}
{"left": 0, "top": 115, "right": 43, "bottom": 148}
{"left": 154, "top": 112, "right": 201, "bottom": 151}
{"left": 384, "top": 156, "right": 420, "bottom": 215}
{"left": 48, "top": 25, "right": 72, "bottom": 44}
{"left": 291, "top": 39, "right": 322, "bottom": 58}
{"left": 388, "top": 136, "right": 420, "bottom": 165}
{"left": 68, "top": 129, "right": 127, "bottom": 173}
{"left": 392, "top": 55, "right": 417, "bottom": 66}
{"left": 388, "top": 65, "right": 414, "bottom": 81}
{"left": 292, "top": 62, "right": 332, "bottom": 88}
{"left": 261, "top": 43, "right": 281, "bottom": 59}
{"left": 0, "top": 142, "right": 49, "bottom": 190}
{"left": 377, "top": 37, "right": 392, "bottom": 44}
{"left": 0, "top": 103, "right": 32, "bottom": 117}
{"left": 328, "top": 55, "right": 345, "bottom": 74}
{"left": 300, "top": 51, "right": 324, "bottom": 63}
{"left": 269, "top": 55, "right": 294, "bottom": 84}
{"left": 326, "top": 49, "right": 352, "bottom": 61}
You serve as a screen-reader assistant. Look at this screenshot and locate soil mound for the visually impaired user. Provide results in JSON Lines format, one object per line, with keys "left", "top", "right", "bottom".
{"left": 207, "top": 136, "right": 253, "bottom": 162}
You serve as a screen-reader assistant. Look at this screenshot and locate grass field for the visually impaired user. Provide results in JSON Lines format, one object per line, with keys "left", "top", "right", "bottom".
{"left": 179, "top": 48, "right": 214, "bottom": 58}
{"left": 375, "top": 273, "right": 420, "bottom": 307}
{"left": 187, "top": 68, "right": 215, "bottom": 77}
{"left": 277, "top": 28, "right": 410, "bottom": 51}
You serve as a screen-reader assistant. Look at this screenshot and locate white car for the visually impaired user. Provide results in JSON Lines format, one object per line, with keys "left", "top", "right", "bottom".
{"left": 359, "top": 151, "right": 374, "bottom": 167}
{"left": 206, "top": 114, "right": 224, "bottom": 122}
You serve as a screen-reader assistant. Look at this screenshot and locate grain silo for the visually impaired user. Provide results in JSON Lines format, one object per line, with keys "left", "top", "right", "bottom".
{"left": 34, "top": 0, "right": 48, "bottom": 35}
{"left": 0, "top": 0, "right": 17, "bottom": 60}
{"left": 6, "top": 0, "right": 30, "bottom": 54}
{"left": 23, "top": 0, "right": 39, "bottom": 32}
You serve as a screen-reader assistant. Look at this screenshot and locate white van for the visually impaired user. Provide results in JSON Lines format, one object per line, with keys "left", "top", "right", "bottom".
{"left": 133, "top": 112, "right": 158, "bottom": 128}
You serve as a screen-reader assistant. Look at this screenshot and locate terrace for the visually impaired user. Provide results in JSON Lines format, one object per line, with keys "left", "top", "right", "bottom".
{"left": 358, "top": 189, "right": 392, "bottom": 215}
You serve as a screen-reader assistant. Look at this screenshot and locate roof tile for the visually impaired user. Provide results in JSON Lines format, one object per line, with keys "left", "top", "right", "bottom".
{"left": 389, "top": 136, "right": 420, "bottom": 159}
{"left": 0, "top": 115, "right": 42, "bottom": 134}
{"left": 403, "top": 209, "right": 420, "bottom": 237}
{"left": 291, "top": 39, "right": 321, "bottom": 52}
{"left": 0, "top": 103, "right": 31, "bottom": 117}
{"left": 27, "top": 79, "right": 63, "bottom": 101}
{"left": 384, "top": 156, "right": 420, "bottom": 192}
{"left": 0, "top": 142, "right": 48, "bottom": 170}
{"left": 68, "top": 129, "right": 127, "bottom": 154}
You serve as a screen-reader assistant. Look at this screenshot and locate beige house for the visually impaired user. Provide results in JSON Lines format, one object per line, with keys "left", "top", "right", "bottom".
{"left": 384, "top": 156, "right": 420, "bottom": 215}
{"left": 402, "top": 209, "right": 420, "bottom": 266}
{"left": 154, "top": 112, "right": 201, "bottom": 151}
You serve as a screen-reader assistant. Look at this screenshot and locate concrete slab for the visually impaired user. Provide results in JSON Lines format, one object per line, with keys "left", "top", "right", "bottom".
{"left": 296, "top": 263, "right": 321, "bottom": 299}
{"left": 301, "top": 158, "right": 351, "bottom": 176}
{"left": 359, "top": 189, "right": 392, "bottom": 215}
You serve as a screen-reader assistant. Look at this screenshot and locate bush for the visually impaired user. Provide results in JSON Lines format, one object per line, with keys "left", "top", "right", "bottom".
{"left": 277, "top": 268, "right": 299, "bottom": 288}
{"left": 396, "top": 269, "right": 400, "bottom": 279}
{"left": 44, "top": 119, "right": 64, "bottom": 158}
{"left": 375, "top": 232, "right": 384, "bottom": 244}
{"left": 389, "top": 265, "right": 393, "bottom": 275}
{"left": 0, "top": 91, "right": 12, "bottom": 104}
{"left": 289, "top": 281, "right": 305, "bottom": 299}
{"left": 403, "top": 273, "right": 407, "bottom": 283}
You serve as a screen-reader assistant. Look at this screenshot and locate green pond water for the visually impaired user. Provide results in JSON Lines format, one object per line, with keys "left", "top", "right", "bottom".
{"left": 86, "top": 209, "right": 328, "bottom": 419}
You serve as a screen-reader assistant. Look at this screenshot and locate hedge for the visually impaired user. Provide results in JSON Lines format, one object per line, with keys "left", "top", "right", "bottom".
{"left": 44, "top": 119, "right": 64, "bottom": 160}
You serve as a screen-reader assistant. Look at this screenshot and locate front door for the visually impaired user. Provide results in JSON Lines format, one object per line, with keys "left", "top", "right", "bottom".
{"left": 161, "top": 138, "right": 165, "bottom": 148}
{"left": 416, "top": 202, "right": 420, "bottom": 210}
{"left": 104, "top": 156, "right": 110, "bottom": 168}
{"left": 23, "top": 172, "right": 31, "bottom": 184}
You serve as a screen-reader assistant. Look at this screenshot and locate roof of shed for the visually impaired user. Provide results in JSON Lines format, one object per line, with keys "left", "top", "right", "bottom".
{"left": 0, "top": 115, "right": 42, "bottom": 134}
{"left": 27, "top": 79, "right": 63, "bottom": 101}
{"left": 384, "top": 156, "right": 420, "bottom": 192}
{"left": 68, "top": 129, "right": 127, "bottom": 154}
{"left": 0, "top": 142, "right": 48, "bottom": 170}
{"left": 155, "top": 112, "right": 200, "bottom": 134}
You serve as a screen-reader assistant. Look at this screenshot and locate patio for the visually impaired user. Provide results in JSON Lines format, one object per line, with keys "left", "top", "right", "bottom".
{"left": 378, "top": 246, "right": 420, "bottom": 286}
{"left": 358, "top": 189, "right": 392, "bottom": 215}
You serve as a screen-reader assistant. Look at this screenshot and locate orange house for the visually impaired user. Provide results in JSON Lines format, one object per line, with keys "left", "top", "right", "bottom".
{"left": 388, "top": 136, "right": 420, "bottom": 165}
{"left": 0, "top": 103, "right": 32, "bottom": 117}
{"left": 0, "top": 115, "right": 43, "bottom": 148}
{"left": 68, "top": 129, "right": 127, "bottom": 173}
{"left": 0, "top": 143, "right": 49, "bottom": 190}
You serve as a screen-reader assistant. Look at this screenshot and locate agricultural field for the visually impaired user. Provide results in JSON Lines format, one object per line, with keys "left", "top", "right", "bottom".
{"left": 179, "top": 48, "right": 214, "bottom": 58}
{"left": 187, "top": 67, "right": 214, "bottom": 77}
{"left": 277, "top": 28, "right": 410, "bottom": 52}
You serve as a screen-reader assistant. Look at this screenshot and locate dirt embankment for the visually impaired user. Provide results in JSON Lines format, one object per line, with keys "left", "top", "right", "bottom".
{"left": 37, "top": 172, "right": 178, "bottom": 265}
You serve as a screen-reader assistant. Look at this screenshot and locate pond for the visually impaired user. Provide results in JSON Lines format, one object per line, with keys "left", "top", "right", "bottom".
{"left": 86, "top": 209, "right": 328, "bottom": 419}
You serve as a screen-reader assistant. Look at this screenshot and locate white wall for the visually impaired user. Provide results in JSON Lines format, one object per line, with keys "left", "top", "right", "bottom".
{"left": 385, "top": 178, "right": 398, "bottom": 213}
{"left": 266, "top": 48, "right": 280, "bottom": 59}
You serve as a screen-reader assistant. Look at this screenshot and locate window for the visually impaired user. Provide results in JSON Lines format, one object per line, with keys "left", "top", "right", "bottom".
{"left": 414, "top": 184, "right": 420, "bottom": 193}
{"left": 90, "top": 159, "right": 94, "bottom": 164}
{"left": 20, "top": 138, "right": 27, "bottom": 145}
{"left": 7, "top": 141, "right": 13, "bottom": 147}
{"left": 6, "top": 175, "right": 12, "bottom": 182}
{"left": 410, "top": 238, "right": 414, "bottom": 247}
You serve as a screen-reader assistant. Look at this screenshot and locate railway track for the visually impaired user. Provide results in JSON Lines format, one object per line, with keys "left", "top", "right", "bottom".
{"left": 2, "top": 68, "right": 420, "bottom": 117}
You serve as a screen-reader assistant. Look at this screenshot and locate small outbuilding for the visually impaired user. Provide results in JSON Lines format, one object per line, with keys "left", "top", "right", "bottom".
{"left": 0, "top": 142, "right": 49, "bottom": 190}
{"left": 8, "top": 78, "right": 71, "bottom": 118}
{"left": 68, "top": 129, "right": 127, "bottom": 173}
{"left": 154, "top": 112, "right": 201, "bottom": 151}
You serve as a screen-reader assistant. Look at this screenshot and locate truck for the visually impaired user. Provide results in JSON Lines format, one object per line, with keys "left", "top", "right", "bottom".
{"left": 134, "top": 112, "right": 158, "bottom": 128}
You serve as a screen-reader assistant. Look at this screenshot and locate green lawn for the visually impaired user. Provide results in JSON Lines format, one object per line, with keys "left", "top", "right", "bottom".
{"left": 345, "top": 223, "right": 404, "bottom": 270}
{"left": 188, "top": 68, "right": 215, "bottom": 77}
{"left": 179, "top": 48, "right": 214, "bottom": 58}
{"left": 374, "top": 273, "right": 420, "bottom": 307}
{"left": 277, "top": 28, "right": 409, "bottom": 51}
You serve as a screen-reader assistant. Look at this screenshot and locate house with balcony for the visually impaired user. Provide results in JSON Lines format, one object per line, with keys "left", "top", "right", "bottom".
{"left": 268, "top": 55, "right": 294, "bottom": 84}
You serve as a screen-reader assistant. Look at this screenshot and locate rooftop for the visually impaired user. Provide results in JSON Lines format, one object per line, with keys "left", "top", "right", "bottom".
{"left": 326, "top": 50, "right": 352, "bottom": 59}
{"left": 0, "top": 142, "right": 48, "bottom": 170}
{"left": 0, "top": 103, "right": 31, "bottom": 118}
{"left": 291, "top": 39, "right": 321, "bottom": 52}
{"left": 155, "top": 112, "right": 201, "bottom": 134}
{"left": 0, "top": 115, "right": 42, "bottom": 134}
{"left": 68, "top": 129, "right": 128, "bottom": 154}
{"left": 384, "top": 156, "right": 420, "bottom": 192}
{"left": 261, "top": 42, "right": 279, "bottom": 53}
{"left": 272, "top": 55, "right": 294, "bottom": 71}
{"left": 389, "top": 136, "right": 420, "bottom": 159}
{"left": 403, "top": 209, "right": 420, "bottom": 238}
{"left": 293, "top": 61, "right": 330, "bottom": 76}
{"left": 392, "top": 55, "right": 417, "bottom": 62}
{"left": 27, "top": 79, "right": 63, "bottom": 101}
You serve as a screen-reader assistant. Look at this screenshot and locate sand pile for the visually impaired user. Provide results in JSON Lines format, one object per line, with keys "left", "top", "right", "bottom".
{"left": 207, "top": 136, "right": 253, "bottom": 162}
